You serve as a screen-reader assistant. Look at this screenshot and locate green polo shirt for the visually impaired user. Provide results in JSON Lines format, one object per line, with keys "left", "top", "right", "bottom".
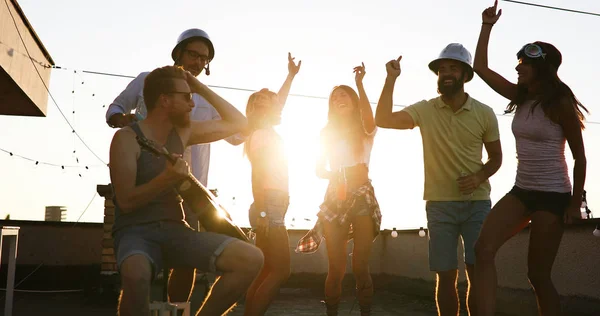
{"left": 403, "top": 95, "right": 500, "bottom": 201}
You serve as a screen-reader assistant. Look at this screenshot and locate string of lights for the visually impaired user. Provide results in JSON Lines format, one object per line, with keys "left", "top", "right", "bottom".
{"left": 2, "top": 0, "right": 600, "bottom": 175}
{"left": 501, "top": 0, "right": 600, "bottom": 17}
{"left": 3, "top": 0, "right": 107, "bottom": 166}
{"left": 53, "top": 66, "right": 600, "bottom": 124}
{"left": 0, "top": 148, "right": 98, "bottom": 169}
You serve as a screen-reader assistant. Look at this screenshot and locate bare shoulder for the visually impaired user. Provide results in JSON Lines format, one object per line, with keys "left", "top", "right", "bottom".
{"left": 110, "top": 127, "right": 140, "bottom": 157}
{"left": 112, "top": 126, "right": 137, "bottom": 142}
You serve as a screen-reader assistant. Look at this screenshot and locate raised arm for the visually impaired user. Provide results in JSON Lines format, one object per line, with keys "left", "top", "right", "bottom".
{"left": 277, "top": 52, "right": 301, "bottom": 109}
{"left": 106, "top": 73, "right": 146, "bottom": 128}
{"left": 375, "top": 56, "right": 415, "bottom": 130}
{"left": 184, "top": 73, "right": 248, "bottom": 146}
{"left": 109, "top": 128, "right": 188, "bottom": 213}
{"left": 354, "top": 63, "right": 376, "bottom": 134}
{"left": 473, "top": 0, "right": 518, "bottom": 101}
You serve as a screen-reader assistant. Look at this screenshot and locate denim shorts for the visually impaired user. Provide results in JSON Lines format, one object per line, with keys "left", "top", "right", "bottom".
{"left": 249, "top": 189, "right": 289, "bottom": 229}
{"left": 113, "top": 221, "right": 237, "bottom": 279}
{"left": 507, "top": 185, "right": 571, "bottom": 217}
{"left": 425, "top": 200, "right": 491, "bottom": 271}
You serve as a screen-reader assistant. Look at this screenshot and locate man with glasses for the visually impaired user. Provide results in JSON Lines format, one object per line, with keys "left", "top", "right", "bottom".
{"left": 109, "top": 65, "right": 263, "bottom": 316}
{"left": 105, "top": 28, "right": 245, "bottom": 304}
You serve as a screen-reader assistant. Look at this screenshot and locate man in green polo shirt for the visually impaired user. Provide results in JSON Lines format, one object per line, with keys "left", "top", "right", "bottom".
{"left": 375, "top": 43, "right": 503, "bottom": 316}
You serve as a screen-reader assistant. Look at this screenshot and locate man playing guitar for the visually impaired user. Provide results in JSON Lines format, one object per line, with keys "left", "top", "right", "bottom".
{"left": 109, "top": 65, "right": 263, "bottom": 316}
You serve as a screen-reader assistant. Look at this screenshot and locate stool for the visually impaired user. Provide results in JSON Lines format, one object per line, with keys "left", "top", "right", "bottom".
{"left": 149, "top": 267, "right": 191, "bottom": 316}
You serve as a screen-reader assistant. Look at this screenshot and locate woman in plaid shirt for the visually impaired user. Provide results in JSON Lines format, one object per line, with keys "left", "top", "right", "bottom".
{"left": 296, "top": 63, "right": 381, "bottom": 316}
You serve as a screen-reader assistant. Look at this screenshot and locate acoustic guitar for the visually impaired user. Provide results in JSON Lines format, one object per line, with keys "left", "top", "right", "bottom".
{"left": 136, "top": 136, "right": 249, "bottom": 242}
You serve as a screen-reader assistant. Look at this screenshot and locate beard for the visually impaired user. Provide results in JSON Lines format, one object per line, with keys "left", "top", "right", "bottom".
{"left": 437, "top": 75, "right": 465, "bottom": 96}
{"left": 168, "top": 111, "right": 191, "bottom": 128}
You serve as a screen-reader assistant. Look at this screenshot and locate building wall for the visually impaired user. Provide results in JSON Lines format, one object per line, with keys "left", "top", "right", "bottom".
{"left": 0, "top": 0, "right": 52, "bottom": 116}
{"left": 288, "top": 224, "right": 600, "bottom": 300}
{"left": 1, "top": 218, "right": 598, "bottom": 300}
{"left": 0, "top": 220, "right": 102, "bottom": 266}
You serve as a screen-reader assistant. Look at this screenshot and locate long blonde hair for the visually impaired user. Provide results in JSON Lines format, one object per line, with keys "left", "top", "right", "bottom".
{"left": 243, "top": 88, "right": 279, "bottom": 159}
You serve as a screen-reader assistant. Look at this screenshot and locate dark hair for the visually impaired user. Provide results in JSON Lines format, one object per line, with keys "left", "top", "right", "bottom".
{"left": 143, "top": 66, "right": 187, "bottom": 112}
{"left": 506, "top": 41, "right": 588, "bottom": 129}
{"left": 322, "top": 85, "right": 368, "bottom": 160}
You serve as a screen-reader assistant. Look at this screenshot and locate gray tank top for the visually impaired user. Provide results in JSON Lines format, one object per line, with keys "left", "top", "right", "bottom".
{"left": 112, "top": 123, "right": 186, "bottom": 232}
{"left": 512, "top": 101, "right": 572, "bottom": 193}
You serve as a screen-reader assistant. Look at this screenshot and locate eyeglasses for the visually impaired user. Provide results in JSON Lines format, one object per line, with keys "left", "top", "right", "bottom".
{"left": 184, "top": 49, "right": 210, "bottom": 63}
{"left": 517, "top": 44, "right": 546, "bottom": 60}
{"left": 167, "top": 92, "right": 193, "bottom": 102}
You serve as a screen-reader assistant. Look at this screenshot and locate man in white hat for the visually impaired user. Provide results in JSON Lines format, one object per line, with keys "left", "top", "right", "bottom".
{"left": 375, "top": 43, "right": 503, "bottom": 316}
{"left": 105, "top": 28, "right": 244, "bottom": 304}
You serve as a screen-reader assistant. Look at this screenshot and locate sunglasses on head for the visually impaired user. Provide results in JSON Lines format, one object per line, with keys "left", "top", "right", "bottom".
{"left": 517, "top": 43, "right": 546, "bottom": 60}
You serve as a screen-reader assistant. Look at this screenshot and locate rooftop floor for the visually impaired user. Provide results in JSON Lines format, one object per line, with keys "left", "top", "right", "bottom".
{"left": 5, "top": 287, "right": 504, "bottom": 316}
{"left": 3, "top": 274, "right": 598, "bottom": 315}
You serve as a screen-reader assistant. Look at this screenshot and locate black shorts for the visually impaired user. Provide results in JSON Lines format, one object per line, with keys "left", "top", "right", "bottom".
{"left": 507, "top": 185, "right": 571, "bottom": 217}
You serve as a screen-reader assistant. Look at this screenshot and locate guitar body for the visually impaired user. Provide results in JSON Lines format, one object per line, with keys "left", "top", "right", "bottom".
{"left": 136, "top": 136, "right": 249, "bottom": 242}
{"left": 176, "top": 177, "right": 249, "bottom": 242}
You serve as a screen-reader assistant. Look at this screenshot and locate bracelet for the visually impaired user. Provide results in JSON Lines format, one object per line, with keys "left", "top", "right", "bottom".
{"left": 482, "top": 22, "right": 494, "bottom": 26}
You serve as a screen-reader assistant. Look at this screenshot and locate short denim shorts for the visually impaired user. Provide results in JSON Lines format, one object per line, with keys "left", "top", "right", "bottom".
{"left": 113, "top": 221, "right": 237, "bottom": 279}
{"left": 249, "top": 189, "right": 290, "bottom": 229}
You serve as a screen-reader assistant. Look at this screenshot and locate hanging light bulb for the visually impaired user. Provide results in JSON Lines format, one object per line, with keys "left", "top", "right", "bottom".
{"left": 581, "top": 190, "right": 592, "bottom": 219}
{"left": 593, "top": 225, "right": 600, "bottom": 237}
{"left": 419, "top": 227, "right": 426, "bottom": 238}
{"left": 391, "top": 227, "right": 398, "bottom": 238}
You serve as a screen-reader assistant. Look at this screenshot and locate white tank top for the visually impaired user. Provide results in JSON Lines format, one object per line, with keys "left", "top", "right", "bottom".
{"left": 511, "top": 101, "right": 572, "bottom": 193}
{"left": 329, "top": 128, "right": 376, "bottom": 171}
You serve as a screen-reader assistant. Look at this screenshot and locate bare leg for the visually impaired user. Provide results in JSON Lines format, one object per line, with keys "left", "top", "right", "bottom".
{"left": 474, "top": 194, "right": 530, "bottom": 316}
{"left": 436, "top": 269, "right": 459, "bottom": 316}
{"left": 351, "top": 216, "right": 375, "bottom": 315}
{"left": 196, "top": 241, "right": 264, "bottom": 316}
{"left": 118, "top": 254, "right": 153, "bottom": 316}
{"left": 244, "top": 226, "right": 291, "bottom": 316}
{"left": 244, "top": 234, "right": 270, "bottom": 312}
{"left": 168, "top": 267, "right": 196, "bottom": 303}
{"left": 464, "top": 264, "right": 475, "bottom": 316}
{"left": 527, "top": 211, "right": 564, "bottom": 316}
{"left": 323, "top": 220, "right": 350, "bottom": 315}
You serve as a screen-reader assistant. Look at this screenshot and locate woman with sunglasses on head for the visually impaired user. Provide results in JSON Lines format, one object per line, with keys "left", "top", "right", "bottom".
{"left": 242, "top": 53, "right": 301, "bottom": 316}
{"left": 472, "top": 2, "right": 587, "bottom": 315}
{"left": 296, "top": 63, "right": 381, "bottom": 316}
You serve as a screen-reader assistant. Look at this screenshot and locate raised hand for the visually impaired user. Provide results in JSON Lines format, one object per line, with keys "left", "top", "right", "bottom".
{"left": 353, "top": 62, "right": 366, "bottom": 86}
{"left": 483, "top": 0, "right": 502, "bottom": 25}
{"left": 564, "top": 202, "right": 582, "bottom": 224}
{"left": 385, "top": 56, "right": 402, "bottom": 78}
{"left": 457, "top": 172, "right": 483, "bottom": 195}
{"left": 108, "top": 113, "right": 137, "bottom": 128}
{"left": 288, "top": 52, "right": 301, "bottom": 76}
{"left": 183, "top": 69, "right": 204, "bottom": 93}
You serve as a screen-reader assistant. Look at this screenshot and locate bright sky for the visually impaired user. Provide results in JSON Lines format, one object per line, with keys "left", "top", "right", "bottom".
{"left": 1, "top": 0, "right": 599, "bottom": 230}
